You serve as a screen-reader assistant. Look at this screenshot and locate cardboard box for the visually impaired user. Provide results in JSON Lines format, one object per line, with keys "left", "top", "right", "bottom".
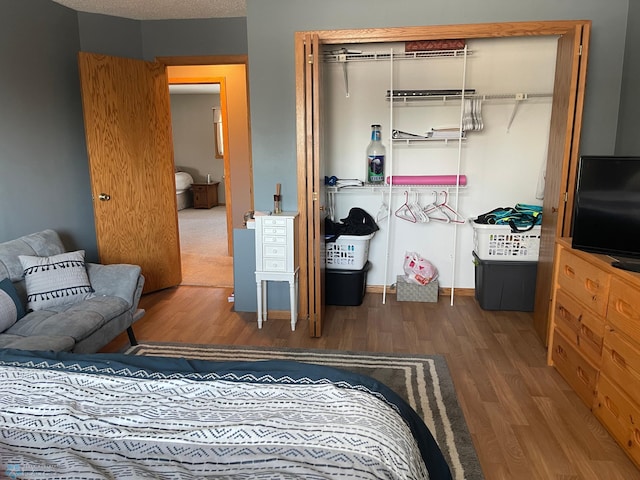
{"left": 396, "top": 275, "right": 439, "bottom": 302}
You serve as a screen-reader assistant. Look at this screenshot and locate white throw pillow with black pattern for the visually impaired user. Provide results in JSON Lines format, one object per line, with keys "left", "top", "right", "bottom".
{"left": 19, "top": 250, "right": 94, "bottom": 311}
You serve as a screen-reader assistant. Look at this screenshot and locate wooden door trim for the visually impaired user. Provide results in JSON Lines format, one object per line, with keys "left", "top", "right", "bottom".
{"left": 157, "top": 55, "right": 248, "bottom": 66}
{"left": 294, "top": 32, "right": 310, "bottom": 322}
{"left": 562, "top": 22, "right": 590, "bottom": 237}
{"left": 159, "top": 55, "right": 253, "bottom": 257}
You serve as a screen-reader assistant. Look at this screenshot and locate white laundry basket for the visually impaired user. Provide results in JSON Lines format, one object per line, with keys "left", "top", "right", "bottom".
{"left": 472, "top": 223, "right": 541, "bottom": 261}
{"left": 325, "top": 233, "right": 374, "bottom": 270}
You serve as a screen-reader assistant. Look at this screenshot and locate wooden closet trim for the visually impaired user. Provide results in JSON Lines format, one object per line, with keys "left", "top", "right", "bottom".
{"left": 301, "top": 20, "right": 589, "bottom": 44}
{"left": 295, "top": 20, "right": 591, "bottom": 338}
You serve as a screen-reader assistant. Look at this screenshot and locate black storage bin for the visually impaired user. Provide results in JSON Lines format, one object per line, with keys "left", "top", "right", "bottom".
{"left": 472, "top": 251, "right": 537, "bottom": 311}
{"left": 325, "top": 261, "right": 371, "bottom": 306}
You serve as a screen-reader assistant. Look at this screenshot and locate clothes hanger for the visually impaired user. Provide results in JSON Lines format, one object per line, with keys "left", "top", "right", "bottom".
{"left": 395, "top": 191, "right": 417, "bottom": 223}
{"left": 410, "top": 191, "right": 429, "bottom": 223}
{"left": 436, "top": 191, "right": 466, "bottom": 224}
{"left": 376, "top": 191, "right": 389, "bottom": 222}
{"left": 422, "top": 191, "right": 451, "bottom": 223}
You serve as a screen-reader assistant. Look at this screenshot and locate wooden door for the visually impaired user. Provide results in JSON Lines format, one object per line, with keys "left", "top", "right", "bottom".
{"left": 533, "top": 24, "right": 590, "bottom": 343}
{"left": 78, "top": 52, "right": 181, "bottom": 293}
{"left": 296, "top": 33, "right": 326, "bottom": 337}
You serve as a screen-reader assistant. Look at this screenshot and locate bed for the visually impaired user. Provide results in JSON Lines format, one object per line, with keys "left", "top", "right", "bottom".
{"left": 0, "top": 348, "right": 452, "bottom": 479}
{"left": 175, "top": 170, "right": 194, "bottom": 210}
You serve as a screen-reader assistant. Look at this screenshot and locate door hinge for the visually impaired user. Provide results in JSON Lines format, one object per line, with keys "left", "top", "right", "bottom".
{"left": 312, "top": 191, "right": 318, "bottom": 202}
{"left": 579, "top": 44, "right": 583, "bottom": 56}
{"left": 564, "top": 191, "right": 569, "bottom": 202}
{"left": 308, "top": 54, "right": 314, "bottom": 64}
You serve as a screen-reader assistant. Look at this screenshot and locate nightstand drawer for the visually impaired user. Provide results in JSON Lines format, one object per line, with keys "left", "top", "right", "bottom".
{"left": 262, "top": 259, "right": 286, "bottom": 271}
{"left": 557, "top": 248, "right": 610, "bottom": 316}
{"left": 263, "top": 245, "right": 286, "bottom": 258}
{"left": 262, "top": 226, "right": 287, "bottom": 236}
{"left": 608, "top": 277, "right": 640, "bottom": 341}
{"left": 263, "top": 235, "right": 286, "bottom": 245}
{"left": 262, "top": 217, "right": 287, "bottom": 227}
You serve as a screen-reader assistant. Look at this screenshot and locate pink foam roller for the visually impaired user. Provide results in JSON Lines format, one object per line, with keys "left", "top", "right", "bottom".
{"left": 386, "top": 175, "right": 467, "bottom": 186}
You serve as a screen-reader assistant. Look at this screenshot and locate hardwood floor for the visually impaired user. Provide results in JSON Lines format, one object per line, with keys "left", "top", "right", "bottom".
{"left": 102, "top": 286, "right": 640, "bottom": 480}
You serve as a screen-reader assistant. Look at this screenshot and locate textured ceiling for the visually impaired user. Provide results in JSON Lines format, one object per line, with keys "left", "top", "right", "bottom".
{"left": 51, "top": 0, "right": 246, "bottom": 20}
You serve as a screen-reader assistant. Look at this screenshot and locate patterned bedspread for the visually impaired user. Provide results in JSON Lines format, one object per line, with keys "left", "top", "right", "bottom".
{"left": 0, "top": 349, "right": 451, "bottom": 479}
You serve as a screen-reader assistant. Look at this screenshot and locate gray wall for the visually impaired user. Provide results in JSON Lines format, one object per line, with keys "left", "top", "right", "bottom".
{"left": 246, "top": 0, "right": 630, "bottom": 211}
{"left": 0, "top": 0, "right": 96, "bottom": 256}
{"left": 616, "top": 1, "right": 639, "bottom": 155}
{"left": 77, "top": 12, "right": 143, "bottom": 58}
{"left": 0, "top": 1, "right": 247, "bottom": 260}
{"left": 141, "top": 18, "right": 248, "bottom": 60}
{"left": 170, "top": 93, "right": 226, "bottom": 201}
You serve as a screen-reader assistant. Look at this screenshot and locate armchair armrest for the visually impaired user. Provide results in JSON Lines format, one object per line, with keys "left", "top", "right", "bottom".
{"left": 86, "top": 263, "right": 145, "bottom": 312}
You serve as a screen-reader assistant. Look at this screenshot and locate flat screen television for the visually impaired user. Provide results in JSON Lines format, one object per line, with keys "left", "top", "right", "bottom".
{"left": 571, "top": 155, "right": 640, "bottom": 272}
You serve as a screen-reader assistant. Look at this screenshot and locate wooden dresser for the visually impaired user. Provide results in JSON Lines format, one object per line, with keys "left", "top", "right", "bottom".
{"left": 548, "top": 237, "right": 640, "bottom": 467}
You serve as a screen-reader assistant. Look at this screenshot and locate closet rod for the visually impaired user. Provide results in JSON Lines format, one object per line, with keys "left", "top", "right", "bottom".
{"left": 387, "top": 92, "right": 552, "bottom": 102}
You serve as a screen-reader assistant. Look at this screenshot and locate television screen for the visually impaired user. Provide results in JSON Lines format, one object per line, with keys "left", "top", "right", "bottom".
{"left": 571, "top": 156, "right": 640, "bottom": 265}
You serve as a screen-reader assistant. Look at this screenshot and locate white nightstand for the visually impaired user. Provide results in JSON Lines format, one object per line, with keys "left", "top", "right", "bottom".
{"left": 254, "top": 213, "right": 299, "bottom": 330}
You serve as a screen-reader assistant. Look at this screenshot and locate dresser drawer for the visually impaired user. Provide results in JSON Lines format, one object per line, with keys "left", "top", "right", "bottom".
{"left": 262, "top": 258, "right": 286, "bottom": 271}
{"left": 262, "top": 226, "right": 287, "bottom": 236}
{"left": 556, "top": 248, "right": 610, "bottom": 317}
{"left": 602, "top": 327, "right": 640, "bottom": 402}
{"left": 263, "top": 244, "right": 286, "bottom": 258}
{"left": 262, "top": 217, "right": 287, "bottom": 227}
{"left": 262, "top": 235, "right": 287, "bottom": 245}
{"left": 551, "top": 329, "right": 599, "bottom": 407}
{"left": 554, "top": 289, "right": 605, "bottom": 366}
{"left": 608, "top": 277, "right": 640, "bottom": 341}
{"left": 594, "top": 375, "right": 640, "bottom": 467}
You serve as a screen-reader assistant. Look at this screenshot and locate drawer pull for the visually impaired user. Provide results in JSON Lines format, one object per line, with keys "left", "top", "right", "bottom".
{"left": 555, "top": 344, "right": 567, "bottom": 360}
{"left": 614, "top": 298, "right": 637, "bottom": 320}
{"left": 580, "top": 325, "right": 598, "bottom": 345}
{"left": 605, "top": 396, "right": 620, "bottom": 417}
{"left": 558, "top": 305, "right": 580, "bottom": 323}
{"left": 611, "top": 350, "right": 627, "bottom": 369}
{"left": 563, "top": 265, "right": 575, "bottom": 278}
{"left": 585, "top": 278, "right": 600, "bottom": 294}
{"left": 576, "top": 366, "right": 589, "bottom": 385}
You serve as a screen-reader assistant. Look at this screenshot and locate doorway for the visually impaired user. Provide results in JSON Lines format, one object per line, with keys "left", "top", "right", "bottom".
{"left": 161, "top": 56, "right": 254, "bottom": 290}
{"left": 169, "top": 83, "right": 233, "bottom": 287}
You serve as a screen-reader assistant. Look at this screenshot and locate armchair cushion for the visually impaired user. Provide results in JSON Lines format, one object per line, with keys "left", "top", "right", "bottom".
{"left": 19, "top": 250, "right": 94, "bottom": 311}
{"left": 0, "top": 277, "right": 25, "bottom": 331}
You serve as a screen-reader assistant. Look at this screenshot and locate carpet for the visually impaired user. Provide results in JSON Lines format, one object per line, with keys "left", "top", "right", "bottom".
{"left": 178, "top": 207, "right": 233, "bottom": 287}
{"left": 125, "top": 342, "right": 484, "bottom": 480}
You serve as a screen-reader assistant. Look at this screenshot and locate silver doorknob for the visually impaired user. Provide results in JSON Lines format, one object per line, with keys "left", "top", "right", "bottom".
{"left": 98, "top": 193, "right": 111, "bottom": 201}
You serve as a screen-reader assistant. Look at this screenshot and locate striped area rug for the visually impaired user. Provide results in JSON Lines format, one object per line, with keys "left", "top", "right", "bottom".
{"left": 125, "top": 343, "right": 484, "bottom": 480}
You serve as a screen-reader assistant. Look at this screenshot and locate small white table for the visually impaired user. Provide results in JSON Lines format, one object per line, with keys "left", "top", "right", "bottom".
{"left": 255, "top": 269, "right": 299, "bottom": 331}
{"left": 254, "top": 213, "right": 299, "bottom": 330}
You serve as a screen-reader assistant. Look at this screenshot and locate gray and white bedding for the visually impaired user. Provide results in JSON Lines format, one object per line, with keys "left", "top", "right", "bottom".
{"left": 0, "top": 349, "right": 452, "bottom": 479}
